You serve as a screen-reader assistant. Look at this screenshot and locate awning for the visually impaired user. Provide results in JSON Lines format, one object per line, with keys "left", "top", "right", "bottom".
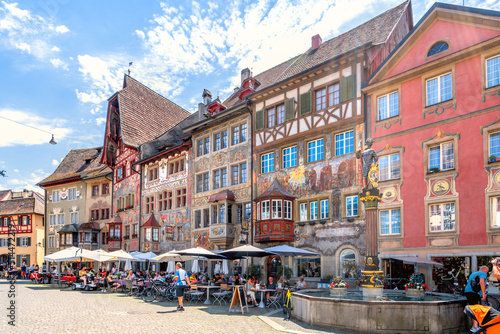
{"left": 208, "top": 190, "right": 235, "bottom": 203}
{"left": 391, "top": 257, "right": 443, "bottom": 267}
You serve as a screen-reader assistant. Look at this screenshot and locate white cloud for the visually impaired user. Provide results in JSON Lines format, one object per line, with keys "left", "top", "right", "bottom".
{"left": 95, "top": 117, "right": 106, "bottom": 126}
{"left": 13, "top": 169, "right": 19, "bottom": 173}
{"left": 0, "top": 109, "right": 72, "bottom": 147}
{"left": 52, "top": 159, "right": 59, "bottom": 166}
{"left": 50, "top": 58, "right": 68, "bottom": 70}
{"left": 0, "top": 1, "right": 69, "bottom": 61}
{"left": 0, "top": 168, "right": 49, "bottom": 192}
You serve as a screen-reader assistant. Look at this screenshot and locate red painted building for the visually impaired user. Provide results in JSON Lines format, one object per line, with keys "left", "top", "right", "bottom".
{"left": 101, "top": 75, "right": 190, "bottom": 252}
{"left": 364, "top": 3, "right": 500, "bottom": 290}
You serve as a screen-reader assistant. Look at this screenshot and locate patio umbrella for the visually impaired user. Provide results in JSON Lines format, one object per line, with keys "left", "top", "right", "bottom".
{"left": 167, "top": 261, "right": 176, "bottom": 273}
{"left": 222, "top": 260, "right": 229, "bottom": 275}
{"left": 263, "top": 245, "right": 319, "bottom": 286}
{"left": 220, "top": 245, "right": 276, "bottom": 258}
{"left": 173, "top": 247, "right": 225, "bottom": 259}
{"left": 124, "top": 259, "right": 132, "bottom": 271}
{"left": 107, "top": 249, "right": 135, "bottom": 272}
{"left": 129, "top": 252, "right": 146, "bottom": 262}
{"left": 191, "top": 260, "right": 200, "bottom": 273}
{"left": 152, "top": 251, "right": 195, "bottom": 262}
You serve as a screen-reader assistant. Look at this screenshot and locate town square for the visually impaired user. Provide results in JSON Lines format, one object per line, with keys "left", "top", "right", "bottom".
{"left": 1, "top": 0, "right": 500, "bottom": 333}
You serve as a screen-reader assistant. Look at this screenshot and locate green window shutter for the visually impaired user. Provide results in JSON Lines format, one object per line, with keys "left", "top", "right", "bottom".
{"left": 299, "top": 91, "right": 312, "bottom": 116}
{"left": 255, "top": 109, "right": 265, "bottom": 131}
{"left": 27, "top": 237, "right": 31, "bottom": 247}
{"left": 16, "top": 238, "right": 20, "bottom": 246}
{"left": 285, "top": 98, "right": 296, "bottom": 121}
{"left": 340, "top": 74, "right": 356, "bottom": 103}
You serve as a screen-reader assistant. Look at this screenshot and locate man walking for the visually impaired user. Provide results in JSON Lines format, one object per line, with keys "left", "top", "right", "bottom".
{"left": 173, "top": 262, "right": 190, "bottom": 311}
{"left": 464, "top": 265, "right": 489, "bottom": 333}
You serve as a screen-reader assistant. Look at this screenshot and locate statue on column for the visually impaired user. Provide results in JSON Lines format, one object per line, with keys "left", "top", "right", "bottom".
{"left": 356, "top": 138, "right": 378, "bottom": 190}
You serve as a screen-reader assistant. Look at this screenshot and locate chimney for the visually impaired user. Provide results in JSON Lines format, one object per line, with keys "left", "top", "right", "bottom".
{"left": 241, "top": 68, "right": 251, "bottom": 85}
{"left": 202, "top": 89, "right": 212, "bottom": 106}
{"left": 312, "top": 34, "right": 322, "bottom": 50}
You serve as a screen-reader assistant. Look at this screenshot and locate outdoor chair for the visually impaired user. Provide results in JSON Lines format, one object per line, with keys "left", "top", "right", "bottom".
{"left": 212, "top": 284, "right": 231, "bottom": 305}
{"left": 124, "top": 279, "right": 134, "bottom": 295}
{"left": 267, "top": 290, "right": 283, "bottom": 309}
{"left": 188, "top": 285, "right": 205, "bottom": 305}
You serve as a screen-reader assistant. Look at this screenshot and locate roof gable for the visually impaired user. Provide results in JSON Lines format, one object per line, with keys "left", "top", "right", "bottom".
{"left": 369, "top": 3, "right": 500, "bottom": 84}
{"left": 117, "top": 75, "right": 191, "bottom": 147}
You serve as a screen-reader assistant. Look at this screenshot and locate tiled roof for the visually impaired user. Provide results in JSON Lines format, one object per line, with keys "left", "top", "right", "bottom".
{"left": 79, "top": 222, "right": 101, "bottom": 230}
{"left": 143, "top": 213, "right": 160, "bottom": 227}
{"left": 0, "top": 196, "right": 44, "bottom": 216}
{"left": 256, "top": 178, "right": 296, "bottom": 200}
{"left": 224, "top": 0, "right": 410, "bottom": 106}
{"left": 118, "top": 75, "right": 191, "bottom": 147}
{"left": 38, "top": 147, "right": 111, "bottom": 186}
{"left": 59, "top": 224, "right": 80, "bottom": 233}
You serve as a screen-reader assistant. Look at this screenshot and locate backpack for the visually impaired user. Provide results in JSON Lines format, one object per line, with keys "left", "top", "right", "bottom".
{"left": 471, "top": 274, "right": 481, "bottom": 293}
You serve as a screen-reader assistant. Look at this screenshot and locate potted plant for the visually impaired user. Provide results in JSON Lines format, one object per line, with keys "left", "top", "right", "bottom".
{"left": 429, "top": 167, "right": 440, "bottom": 174}
{"left": 276, "top": 265, "right": 293, "bottom": 286}
{"left": 404, "top": 273, "right": 428, "bottom": 297}
{"left": 245, "top": 264, "right": 262, "bottom": 280}
{"left": 329, "top": 276, "right": 349, "bottom": 296}
{"left": 321, "top": 274, "right": 333, "bottom": 283}
{"left": 490, "top": 155, "right": 497, "bottom": 163}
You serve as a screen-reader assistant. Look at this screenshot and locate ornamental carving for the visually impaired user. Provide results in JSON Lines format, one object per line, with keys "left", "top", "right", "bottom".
{"left": 233, "top": 187, "right": 250, "bottom": 201}
{"left": 194, "top": 197, "right": 209, "bottom": 207}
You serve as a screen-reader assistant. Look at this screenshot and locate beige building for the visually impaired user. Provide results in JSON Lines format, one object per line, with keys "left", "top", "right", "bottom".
{"left": 0, "top": 190, "right": 45, "bottom": 265}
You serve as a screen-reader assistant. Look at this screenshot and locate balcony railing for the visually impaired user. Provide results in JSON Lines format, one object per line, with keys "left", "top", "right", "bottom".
{"left": 0, "top": 225, "right": 32, "bottom": 234}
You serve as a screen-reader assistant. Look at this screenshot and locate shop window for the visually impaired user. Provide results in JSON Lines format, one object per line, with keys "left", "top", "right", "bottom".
{"left": 283, "top": 146, "right": 297, "bottom": 168}
{"left": 429, "top": 141, "right": 454, "bottom": 172}
{"left": 340, "top": 250, "right": 357, "bottom": 278}
{"left": 378, "top": 91, "right": 399, "bottom": 121}
{"left": 487, "top": 55, "right": 500, "bottom": 88}
{"left": 307, "top": 139, "right": 324, "bottom": 163}
{"left": 380, "top": 208, "right": 401, "bottom": 235}
{"left": 379, "top": 154, "right": 400, "bottom": 181}
{"left": 429, "top": 202, "right": 455, "bottom": 232}
{"left": 295, "top": 257, "right": 321, "bottom": 278}
{"left": 426, "top": 73, "right": 452, "bottom": 106}
{"left": 261, "top": 152, "right": 274, "bottom": 174}
{"left": 335, "top": 130, "right": 354, "bottom": 156}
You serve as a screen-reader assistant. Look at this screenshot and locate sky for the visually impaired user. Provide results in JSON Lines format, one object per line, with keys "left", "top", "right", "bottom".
{"left": 0, "top": 0, "right": 498, "bottom": 193}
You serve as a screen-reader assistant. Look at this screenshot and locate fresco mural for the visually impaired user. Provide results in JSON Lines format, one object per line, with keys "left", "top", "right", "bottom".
{"left": 193, "top": 230, "right": 210, "bottom": 249}
{"left": 258, "top": 154, "right": 357, "bottom": 198}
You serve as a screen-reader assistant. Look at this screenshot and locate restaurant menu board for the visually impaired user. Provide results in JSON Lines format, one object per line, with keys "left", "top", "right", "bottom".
{"left": 228, "top": 285, "right": 249, "bottom": 314}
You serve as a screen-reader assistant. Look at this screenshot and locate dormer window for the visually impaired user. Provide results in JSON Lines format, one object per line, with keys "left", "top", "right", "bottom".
{"left": 427, "top": 42, "right": 449, "bottom": 57}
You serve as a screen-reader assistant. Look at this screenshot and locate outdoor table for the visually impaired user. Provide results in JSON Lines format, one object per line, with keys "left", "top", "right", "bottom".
{"left": 196, "top": 285, "right": 220, "bottom": 305}
{"left": 254, "top": 289, "right": 276, "bottom": 308}
{"left": 60, "top": 275, "right": 76, "bottom": 282}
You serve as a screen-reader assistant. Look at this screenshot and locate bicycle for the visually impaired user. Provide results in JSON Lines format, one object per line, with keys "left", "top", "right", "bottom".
{"left": 142, "top": 280, "right": 168, "bottom": 302}
{"left": 282, "top": 288, "right": 293, "bottom": 321}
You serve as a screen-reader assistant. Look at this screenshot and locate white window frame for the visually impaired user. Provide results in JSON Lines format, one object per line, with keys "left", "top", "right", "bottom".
{"left": 48, "top": 236, "right": 55, "bottom": 248}
{"left": 70, "top": 212, "right": 79, "bottom": 224}
{"left": 284, "top": 200, "right": 292, "bottom": 220}
{"left": 335, "top": 130, "right": 354, "bottom": 156}
{"left": 57, "top": 213, "right": 65, "bottom": 225}
{"left": 283, "top": 146, "right": 297, "bottom": 169}
{"left": 426, "top": 72, "right": 452, "bottom": 106}
{"left": 310, "top": 201, "right": 318, "bottom": 220}
{"left": 261, "top": 200, "right": 270, "bottom": 220}
{"left": 320, "top": 199, "right": 329, "bottom": 219}
{"left": 20, "top": 237, "right": 29, "bottom": 247}
{"left": 379, "top": 153, "right": 400, "bottom": 181}
{"left": 346, "top": 196, "right": 358, "bottom": 217}
{"left": 299, "top": 203, "right": 307, "bottom": 222}
{"left": 67, "top": 187, "right": 77, "bottom": 201}
{"left": 429, "top": 141, "right": 454, "bottom": 172}
{"left": 380, "top": 208, "right": 401, "bottom": 235}
{"left": 490, "top": 131, "right": 500, "bottom": 157}
{"left": 49, "top": 214, "right": 56, "bottom": 226}
{"left": 378, "top": 91, "right": 399, "bottom": 121}
{"left": 272, "top": 200, "right": 282, "bottom": 219}
{"left": 429, "top": 202, "right": 456, "bottom": 232}
{"left": 307, "top": 139, "right": 324, "bottom": 163}
{"left": 486, "top": 55, "right": 500, "bottom": 88}
{"left": 231, "top": 123, "right": 247, "bottom": 145}
{"left": 491, "top": 196, "right": 500, "bottom": 228}
{"left": 261, "top": 152, "right": 274, "bottom": 174}
{"left": 52, "top": 190, "right": 61, "bottom": 203}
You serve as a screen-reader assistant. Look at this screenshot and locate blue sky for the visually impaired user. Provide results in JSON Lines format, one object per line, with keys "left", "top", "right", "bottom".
{"left": 0, "top": 0, "right": 497, "bottom": 192}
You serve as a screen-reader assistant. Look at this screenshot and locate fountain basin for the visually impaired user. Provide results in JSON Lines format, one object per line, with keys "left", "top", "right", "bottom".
{"left": 292, "top": 289, "right": 467, "bottom": 334}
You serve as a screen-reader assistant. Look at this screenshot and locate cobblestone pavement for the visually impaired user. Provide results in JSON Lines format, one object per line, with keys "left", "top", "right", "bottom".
{"left": 0, "top": 280, "right": 346, "bottom": 334}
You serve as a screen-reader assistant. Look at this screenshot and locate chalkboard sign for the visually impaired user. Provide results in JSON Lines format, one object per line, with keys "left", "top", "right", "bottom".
{"left": 228, "top": 285, "right": 249, "bottom": 314}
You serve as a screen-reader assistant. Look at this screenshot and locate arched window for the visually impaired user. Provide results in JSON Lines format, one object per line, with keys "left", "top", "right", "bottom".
{"left": 428, "top": 42, "right": 449, "bottom": 57}
{"left": 340, "top": 249, "right": 357, "bottom": 278}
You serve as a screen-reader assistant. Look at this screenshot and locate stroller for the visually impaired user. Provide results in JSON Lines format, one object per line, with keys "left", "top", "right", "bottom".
{"left": 465, "top": 304, "right": 500, "bottom": 333}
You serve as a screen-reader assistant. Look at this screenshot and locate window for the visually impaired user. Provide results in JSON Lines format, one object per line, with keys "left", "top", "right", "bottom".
{"left": 145, "top": 229, "right": 151, "bottom": 242}
{"left": 0, "top": 238, "right": 9, "bottom": 247}
{"left": 57, "top": 213, "right": 65, "bottom": 225}
{"left": 428, "top": 42, "right": 449, "bottom": 57}
{"left": 429, "top": 203, "right": 455, "bottom": 231}
{"left": 232, "top": 163, "right": 247, "bottom": 185}
{"left": 195, "top": 210, "right": 202, "bottom": 229}
{"left": 19, "top": 216, "right": 30, "bottom": 226}
{"left": 487, "top": 55, "right": 500, "bottom": 88}
{"left": 117, "top": 166, "right": 124, "bottom": 180}
{"left": 203, "top": 208, "right": 210, "bottom": 228}
{"left": 295, "top": 257, "right": 321, "bottom": 278}
{"left": 213, "top": 131, "right": 227, "bottom": 151}
{"left": 335, "top": 131, "right": 354, "bottom": 156}
{"left": 102, "top": 183, "right": 109, "bottom": 195}
{"left": 320, "top": 199, "right": 329, "bottom": 219}
{"left": 133, "top": 224, "right": 138, "bottom": 236}
{"left": 310, "top": 201, "right": 318, "bottom": 220}
{"left": 316, "top": 88, "right": 327, "bottom": 111}
{"left": 68, "top": 188, "right": 77, "bottom": 200}
{"left": 70, "top": 212, "right": 78, "bottom": 224}
{"left": 149, "top": 167, "right": 158, "bottom": 181}
{"left": 307, "top": 139, "right": 324, "bottom": 163}
{"left": 276, "top": 104, "right": 285, "bottom": 125}
{"left": 261, "top": 200, "right": 270, "bottom": 220}
{"left": 152, "top": 228, "right": 159, "bottom": 242}
{"left": 491, "top": 197, "right": 500, "bottom": 227}
{"left": 220, "top": 204, "right": 226, "bottom": 224}
{"left": 52, "top": 190, "right": 61, "bottom": 203}
{"left": 18, "top": 237, "right": 29, "bottom": 247}
{"left": 214, "top": 133, "right": 221, "bottom": 151}
{"left": 271, "top": 200, "right": 282, "bottom": 219}
{"left": 284, "top": 201, "right": 292, "bottom": 220}
{"left": 213, "top": 168, "right": 227, "bottom": 189}
{"left": 176, "top": 188, "right": 187, "bottom": 208}
{"left": 169, "top": 159, "right": 185, "bottom": 174}
{"left": 197, "top": 173, "right": 209, "bottom": 193}
{"left": 48, "top": 236, "right": 55, "bottom": 248}
{"left": 378, "top": 92, "right": 399, "bottom": 121}
{"left": 145, "top": 196, "right": 155, "bottom": 214}
{"left": 340, "top": 250, "right": 356, "bottom": 278}
{"left": 159, "top": 191, "right": 173, "bottom": 211}
{"left": 261, "top": 153, "right": 274, "bottom": 174}
{"left": 101, "top": 208, "right": 110, "bottom": 220}
{"left": 197, "top": 137, "right": 210, "bottom": 156}
{"left": 267, "top": 108, "right": 275, "bottom": 128}
{"left": 283, "top": 146, "right": 297, "bottom": 168}
{"left": 346, "top": 196, "right": 358, "bottom": 217}
{"left": 380, "top": 209, "right": 401, "bottom": 235}
{"left": 426, "top": 73, "right": 452, "bottom": 106}
{"left": 429, "top": 141, "right": 454, "bottom": 171}
{"left": 232, "top": 123, "right": 247, "bottom": 145}
{"left": 490, "top": 132, "right": 500, "bottom": 157}
{"left": 92, "top": 185, "right": 99, "bottom": 197}
{"left": 379, "top": 154, "right": 400, "bottom": 181}
{"left": 65, "top": 234, "right": 72, "bottom": 245}
{"left": 49, "top": 215, "right": 56, "bottom": 226}
{"left": 328, "top": 83, "right": 340, "bottom": 107}
{"left": 300, "top": 203, "right": 307, "bottom": 222}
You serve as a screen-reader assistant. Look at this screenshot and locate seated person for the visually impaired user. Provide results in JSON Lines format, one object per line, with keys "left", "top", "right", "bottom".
{"left": 233, "top": 274, "right": 241, "bottom": 285}
{"left": 266, "top": 276, "right": 277, "bottom": 305}
{"left": 245, "top": 278, "right": 258, "bottom": 307}
{"left": 51, "top": 266, "right": 58, "bottom": 277}
{"left": 106, "top": 271, "right": 121, "bottom": 292}
{"left": 153, "top": 272, "right": 162, "bottom": 280}
{"left": 135, "top": 269, "right": 142, "bottom": 279}
{"left": 126, "top": 270, "right": 136, "bottom": 280}
{"left": 190, "top": 273, "right": 198, "bottom": 284}
{"left": 78, "top": 267, "right": 88, "bottom": 286}
{"left": 296, "top": 276, "right": 307, "bottom": 290}
{"left": 215, "top": 273, "right": 227, "bottom": 285}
